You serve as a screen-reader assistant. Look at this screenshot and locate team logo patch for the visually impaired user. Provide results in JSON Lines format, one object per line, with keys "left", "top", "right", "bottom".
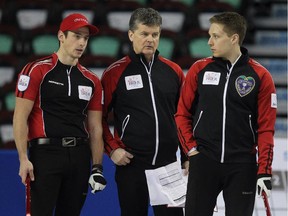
{"left": 17, "top": 75, "right": 30, "bottom": 91}
{"left": 235, "top": 75, "right": 255, "bottom": 97}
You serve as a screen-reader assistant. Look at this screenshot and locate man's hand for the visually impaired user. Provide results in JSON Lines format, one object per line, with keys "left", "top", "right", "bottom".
{"left": 257, "top": 175, "right": 272, "bottom": 197}
{"left": 89, "top": 164, "right": 107, "bottom": 194}
{"left": 182, "top": 160, "right": 189, "bottom": 176}
{"left": 188, "top": 150, "right": 199, "bottom": 157}
{"left": 19, "top": 158, "right": 34, "bottom": 184}
{"left": 110, "top": 148, "right": 134, "bottom": 166}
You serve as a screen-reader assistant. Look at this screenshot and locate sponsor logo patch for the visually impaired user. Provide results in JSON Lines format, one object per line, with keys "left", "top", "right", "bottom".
{"left": 125, "top": 74, "right": 143, "bottom": 90}
{"left": 17, "top": 75, "right": 30, "bottom": 91}
{"left": 78, "top": 85, "right": 92, "bottom": 101}
{"left": 203, "top": 71, "right": 221, "bottom": 85}
{"left": 271, "top": 93, "right": 277, "bottom": 108}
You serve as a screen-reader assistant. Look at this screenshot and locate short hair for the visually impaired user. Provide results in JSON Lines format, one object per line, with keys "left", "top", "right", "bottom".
{"left": 209, "top": 12, "right": 247, "bottom": 45}
{"left": 129, "top": 8, "right": 162, "bottom": 31}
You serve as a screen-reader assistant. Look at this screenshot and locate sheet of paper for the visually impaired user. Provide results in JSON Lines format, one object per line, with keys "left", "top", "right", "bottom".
{"left": 145, "top": 161, "right": 188, "bottom": 207}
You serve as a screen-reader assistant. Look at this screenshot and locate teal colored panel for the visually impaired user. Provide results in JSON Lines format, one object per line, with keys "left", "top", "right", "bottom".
{"left": 89, "top": 36, "right": 120, "bottom": 57}
{"left": 158, "top": 37, "right": 174, "bottom": 59}
{"left": 0, "top": 34, "right": 13, "bottom": 54}
{"left": 135, "top": 0, "right": 147, "bottom": 5}
{"left": 4, "top": 92, "right": 15, "bottom": 111}
{"left": 189, "top": 38, "right": 211, "bottom": 58}
{"left": 179, "top": 0, "right": 196, "bottom": 6}
{"left": 219, "top": 0, "right": 241, "bottom": 9}
{"left": 32, "top": 35, "right": 58, "bottom": 54}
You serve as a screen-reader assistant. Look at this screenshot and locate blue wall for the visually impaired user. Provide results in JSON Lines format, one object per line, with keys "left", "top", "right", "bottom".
{"left": 0, "top": 150, "right": 121, "bottom": 216}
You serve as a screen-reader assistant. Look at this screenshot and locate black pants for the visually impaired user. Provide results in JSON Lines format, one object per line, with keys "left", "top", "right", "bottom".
{"left": 29, "top": 144, "right": 91, "bottom": 216}
{"left": 115, "top": 164, "right": 184, "bottom": 216}
{"left": 185, "top": 153, "right": 257, "bottom": 216}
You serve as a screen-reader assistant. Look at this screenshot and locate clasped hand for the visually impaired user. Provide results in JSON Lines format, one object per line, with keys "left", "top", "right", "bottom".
{"left": 111, "top": 148, "right": 134, "bottom": 166}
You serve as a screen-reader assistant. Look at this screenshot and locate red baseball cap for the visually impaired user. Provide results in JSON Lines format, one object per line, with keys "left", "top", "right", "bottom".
{"left": 60, "top": 13, "right": 99, "bottom": 35}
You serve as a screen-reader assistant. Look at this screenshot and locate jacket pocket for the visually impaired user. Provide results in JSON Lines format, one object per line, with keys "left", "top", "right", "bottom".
{"left": 249, "top": 114, "right": 256, "bottom": 143}
{"left": 193, "top": 110, "right": 203, "bottom": 136}
{"left": 120, "top": 114, "right": 130, "bottom": 140}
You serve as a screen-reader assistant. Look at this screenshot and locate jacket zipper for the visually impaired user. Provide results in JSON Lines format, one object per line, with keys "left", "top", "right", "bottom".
{"left": 120, "top": 115, "right": 130, "bottom": 140}
{"left": 221, "top": 56, "right": 241, "bottom": 163}
{"left": 221, "top": 73, "right": 229, "bottom": 163}
{"left": 66, "top": 66, "right": 72, "bottom": 96}
{"left": 249, "top": 115, "right": 256, "bottom": 143}
{"left": 140, "top": 56, "right": 159, "bottom": 165}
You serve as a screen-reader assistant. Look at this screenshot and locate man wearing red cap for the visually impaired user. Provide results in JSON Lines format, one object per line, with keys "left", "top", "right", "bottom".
{"left": 13, "top": 13, "right": 106, "bottom": 215}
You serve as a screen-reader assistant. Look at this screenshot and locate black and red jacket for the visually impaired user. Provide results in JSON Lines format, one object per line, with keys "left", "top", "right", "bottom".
{"left": 175, "top": 48, "right": 277, "bottom": 175}
{"left": 101, "top": 50, "right": 185, "bottom": 169}
{"left": 15, "top": 53, "right": 102, "bottom": 140}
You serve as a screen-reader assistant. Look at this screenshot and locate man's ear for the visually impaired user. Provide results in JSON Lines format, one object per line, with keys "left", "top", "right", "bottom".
{"left": 128, "top": 30, "right": 133, "bottom": 42}
{"left": 231, "top": 33, "right": 239, "bottom": 45}
{"left": 58, "top": 30, "right": 65, "bottom": 43}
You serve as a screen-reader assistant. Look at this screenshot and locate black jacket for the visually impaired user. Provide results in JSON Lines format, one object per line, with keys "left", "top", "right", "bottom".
{"left": 102, "top": 50, "right": 185, "bottom": 169}
{"left": 175, "top": 48, "right": 277, "bottom": 175}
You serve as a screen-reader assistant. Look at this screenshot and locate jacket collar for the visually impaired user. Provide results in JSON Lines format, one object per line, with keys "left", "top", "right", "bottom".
{"left": 212, "top": 47, "right": 250, "bottom": 67}
{"left": 129, "top": 49, "right": 159, "bottom": 65}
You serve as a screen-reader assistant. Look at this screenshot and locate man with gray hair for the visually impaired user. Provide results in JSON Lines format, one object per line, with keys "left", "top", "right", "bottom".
{"left": 101, "top": 8, "right": 186, "bottom": 216}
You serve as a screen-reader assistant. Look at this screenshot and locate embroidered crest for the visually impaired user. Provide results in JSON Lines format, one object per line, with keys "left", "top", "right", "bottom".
{"left": 235, "top": 75, "right": 255, "bottom": 97}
